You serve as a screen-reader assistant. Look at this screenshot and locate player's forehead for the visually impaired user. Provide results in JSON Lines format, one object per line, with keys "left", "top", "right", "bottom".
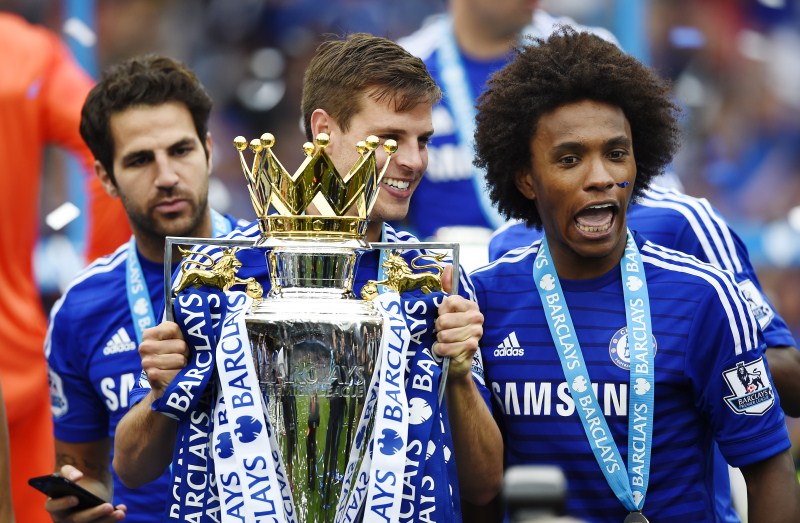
{"left": 110, "top": 102, "right": 198, "bottom": 159}
{"left": 347, "top": 96, "right": 433, "bottom": 139}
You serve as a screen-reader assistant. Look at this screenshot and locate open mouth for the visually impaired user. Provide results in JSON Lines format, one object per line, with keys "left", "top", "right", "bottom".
{"left": 575, "top": 203, "right": 616, "bottom": 233}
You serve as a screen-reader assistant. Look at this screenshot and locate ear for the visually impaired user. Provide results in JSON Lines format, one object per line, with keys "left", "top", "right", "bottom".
{"left": 514, "top": 168, "right": 536, "bottom": 200}
{"left": 309, "top": 108, "right": 334, "bottom": 140}
{"left": 95, "top": 161, "right": 118, "bottom": 198}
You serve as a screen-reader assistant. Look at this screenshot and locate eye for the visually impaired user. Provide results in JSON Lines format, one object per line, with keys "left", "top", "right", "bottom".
{"left": 559, "top": 155, "right": 580, "bottom": 166}
{"left": 608, "top": 150, "right": 629, "bottom": 161}
{"left": 173, "top": 144, "right": 193, "bottom": 156}
{"left": 124, "top": 154, "right": 150, "bottom": 168}
{"left": 376, "top": 135, "right": 399, "bottom": 148}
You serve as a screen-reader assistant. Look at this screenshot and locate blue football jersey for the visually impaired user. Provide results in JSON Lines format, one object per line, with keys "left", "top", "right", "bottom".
{"left": 46, "top": 214, "right": 242, "bottom": 522}
{"left": 129, "top": 220, "right": 481, "bottom": 405}
{"left": 471, "top": 233, "right": 790, "bottom": 521}
{"left": 397, "top": 11, "right": 618, "bottom": 238}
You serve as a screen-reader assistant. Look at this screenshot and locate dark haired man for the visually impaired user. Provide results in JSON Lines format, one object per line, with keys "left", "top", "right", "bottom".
{"left": 44, "top": 54, "right": 244, "bottom": 522}
{"left": 466, "top": 29, "right": 800, "bottom": 521}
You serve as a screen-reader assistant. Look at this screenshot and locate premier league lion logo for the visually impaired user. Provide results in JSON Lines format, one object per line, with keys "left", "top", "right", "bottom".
{"left": 736, "top": 361, "right": 765, "bottom": 392}
{"left": 723, "top": 357, "right": 774, "bottom": 415}
{"left": 234, "top": 415, "right": 263, "bottom": 443}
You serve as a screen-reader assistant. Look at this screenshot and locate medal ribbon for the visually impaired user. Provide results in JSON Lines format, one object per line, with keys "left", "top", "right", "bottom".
{"left": 532, "top": 230, "right": 654, "bottom": 512}
{"left": 126, "top": 208, "right": 231, "bottom": 344}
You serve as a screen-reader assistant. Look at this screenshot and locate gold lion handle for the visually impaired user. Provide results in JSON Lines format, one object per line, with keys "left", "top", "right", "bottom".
{"left": 172, "top": 246, "right": 263, "bottom": 300}
{"left": 360, "top": 251, "right": 446, "bottom": 300}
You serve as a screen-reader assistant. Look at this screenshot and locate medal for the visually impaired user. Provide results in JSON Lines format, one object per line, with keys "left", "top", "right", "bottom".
{"left": 624, "top": 511, "right": 649, "bottom": 523}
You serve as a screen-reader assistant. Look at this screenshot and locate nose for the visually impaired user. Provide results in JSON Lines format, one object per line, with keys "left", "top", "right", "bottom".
{"left": 394, "top": 141, "right": 426, "bottom": 176}
{"left": 154, "top": 153, "right": 180, "bottom": 189}
{"left": 584, "top": 155, "right": 615, "bottom": 191}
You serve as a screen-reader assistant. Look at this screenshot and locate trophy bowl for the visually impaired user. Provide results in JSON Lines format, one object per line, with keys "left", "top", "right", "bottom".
{"left": 246, "top": 243, "right": 382, "bottom": 522}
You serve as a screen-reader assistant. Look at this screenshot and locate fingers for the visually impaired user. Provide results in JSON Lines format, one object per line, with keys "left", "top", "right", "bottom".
{"left": 45, "top": 496, "right": 123, "bottom": 523}
{"left": 436, "top": 295, "right": 483, "bottom": 327}
{"left": 59, "top": 464, "right": 83, "bottom": 482}
{"left": 142, "top": 321, "right": 184, "bottom": 343}
{"left": 139, "top": 321, "right": 190, "bottom": 395}
{"left": 433, "top": 295, "right": 484, "bottom": 379}
{"left": 442, "top": 265, "right": 453, "bottom": 294}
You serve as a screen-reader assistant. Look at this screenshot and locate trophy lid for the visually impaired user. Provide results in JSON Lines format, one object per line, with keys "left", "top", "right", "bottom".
{"left": 234, "top": 132, "right": 397, "bottom": 245}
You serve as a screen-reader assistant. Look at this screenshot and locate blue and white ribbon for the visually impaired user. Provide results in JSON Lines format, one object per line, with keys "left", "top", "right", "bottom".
{"left": 156, "top": 287, "right": 224, "bottom": 522}
{"left": 160, "top": 274, "right": 460, "bottom": 522}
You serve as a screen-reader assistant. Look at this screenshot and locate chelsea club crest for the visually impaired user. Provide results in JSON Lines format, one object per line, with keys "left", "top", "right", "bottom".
{"left": 608, "top": 326, "right": 658, "bottom": 370}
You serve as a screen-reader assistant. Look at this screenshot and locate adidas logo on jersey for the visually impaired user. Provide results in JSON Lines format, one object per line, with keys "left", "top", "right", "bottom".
{"left": 103, "top": 328, "right": 137, "bottom": 355}
{"left": 494, "top": 331, "right": 524, "bottom": 357}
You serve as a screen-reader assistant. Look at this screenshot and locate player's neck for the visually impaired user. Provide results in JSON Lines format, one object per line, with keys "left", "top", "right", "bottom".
{"left": 548, "top": 236, "right": 628, "bottom": 281}
{"left": 366, "top": 221, "right": 383, "bottom": 243}
{"left": 132, "top": 232, "right": 167, "bottom": 264}
{"left": 133, "top": 212, "right": 213, "bottom": 264}
{"left": 451, "top": 6, "right": 517, "bottom": 59}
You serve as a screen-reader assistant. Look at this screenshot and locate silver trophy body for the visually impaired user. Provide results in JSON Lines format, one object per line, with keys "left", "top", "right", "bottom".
{"left": 247, "top": 243, "right": 381, "bottom": 522}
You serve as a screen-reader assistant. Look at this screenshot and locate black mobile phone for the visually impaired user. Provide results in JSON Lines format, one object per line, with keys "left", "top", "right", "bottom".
{"left": 28, "top": 474, "right": 106, "bottom": 511}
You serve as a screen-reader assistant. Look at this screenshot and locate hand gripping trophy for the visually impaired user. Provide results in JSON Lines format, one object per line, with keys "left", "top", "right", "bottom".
{"left": 163, "top": 132, "right": 461, "bottom": 523}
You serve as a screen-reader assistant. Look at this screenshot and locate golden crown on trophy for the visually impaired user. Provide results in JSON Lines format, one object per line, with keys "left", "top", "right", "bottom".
{"left": 233, "top": 132, "right": 397, "bottom": 242}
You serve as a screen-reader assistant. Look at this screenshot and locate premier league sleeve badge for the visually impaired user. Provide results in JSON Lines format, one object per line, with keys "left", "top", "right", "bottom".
{"left": 722, "top": 357, "right": 775, "bottom": 415}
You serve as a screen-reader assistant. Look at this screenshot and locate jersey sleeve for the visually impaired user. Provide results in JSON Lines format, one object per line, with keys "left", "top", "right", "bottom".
{"left": 685, "top": 275, "right": 790, "bottom": 468}
{"left": 467, "top": 274, "right": 493, "bottom": 411}
{"left": 725, "top": 232, "right": 796, "bottom": 348}
{"left": 671, "top": 200, "right": 796, "bottom": 349}
{"left": 46, "top": 295, "right": 109, "bottom": 442}
{"left": 128, "top": 369, "right": 152, "bottom": 407}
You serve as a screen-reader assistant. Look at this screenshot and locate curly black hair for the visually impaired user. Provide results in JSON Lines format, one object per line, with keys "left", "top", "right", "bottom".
{"left": 474, "top": 28, "right": 681, "bottom": 228}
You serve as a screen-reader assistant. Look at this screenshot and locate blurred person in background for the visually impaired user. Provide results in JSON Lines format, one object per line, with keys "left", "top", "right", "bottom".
{"left": 0, "top": 12, "right": 129, "bottom": 523}
{"left": 397, "top": 0, "right": 616, "bottom": 243}
{"left": 42, "top": 54, "right": 244, "bottom": 522}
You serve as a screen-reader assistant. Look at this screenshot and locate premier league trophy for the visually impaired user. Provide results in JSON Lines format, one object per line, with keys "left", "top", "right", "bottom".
{"left": 167, "top": 131, "right": 454, "bottom": 523}
{"left": 236, "top": 132, "right": 394, "bottom": 522}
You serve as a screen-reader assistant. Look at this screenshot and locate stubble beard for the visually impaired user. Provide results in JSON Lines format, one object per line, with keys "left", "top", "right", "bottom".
{"left": 124, "top": 191, "right": 210, "bottom": 246}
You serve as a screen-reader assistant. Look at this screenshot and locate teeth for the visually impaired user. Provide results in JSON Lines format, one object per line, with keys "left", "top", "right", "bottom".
{"left": 587, "top": 203, "right": 613, "bottom": 210}
{"left": 576, "top": 223, "right": 612, "bottom": 233}
{"left": 383, "top": 178, "right": 410, "bottom": 190}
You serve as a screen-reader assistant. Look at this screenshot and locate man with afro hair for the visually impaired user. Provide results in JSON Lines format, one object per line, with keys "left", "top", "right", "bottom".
{"left": 465, "top": 28, "right": 800, "bottom": 521}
